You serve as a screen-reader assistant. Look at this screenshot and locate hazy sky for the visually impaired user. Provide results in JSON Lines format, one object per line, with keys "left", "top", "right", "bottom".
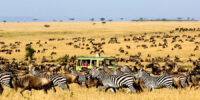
{"left": 0, "top": 0, "right": 200, "bottom": 21}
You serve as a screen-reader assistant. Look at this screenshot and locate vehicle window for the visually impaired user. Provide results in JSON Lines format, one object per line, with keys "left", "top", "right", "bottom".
{"left": 99, "top": 60, "right": 104, "bottom": 66}
{"left": 78, "top": 60, "right": 81, "bottom": 66}
{"left": 105, "top": 59, "right": 116, "bottom": 66}
{"left": 92, "top": 60, "right": 97, "bottom": 66}
{"left": 81, "top": 60, "right": 90, "bottom": 66}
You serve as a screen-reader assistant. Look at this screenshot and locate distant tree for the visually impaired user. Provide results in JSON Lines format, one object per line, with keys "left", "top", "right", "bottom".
{"left": 25, "top": 46, "right": 35, "bottom": 61}
{"left": 120, "top": 18, "right": 124, "bottom": 21}
{"left": 100, "top": 18, "right": 105, "bottom": 21}
{"left": 191, "top": 18, "right": 195, "bottom": 21}
{"left": 90, "top": 18, "right": 95, "bottom": 21}
{"left": 139, "top": 17, "right": 144, "bottom": 21}
{"left": 131, "top": 19, "right": 136, "bottom": 21}
{"left": 108, "top": 19, "right": 113, "bottom": 22}
{"left": 177, "top": 17, "right": 182, "bottom": 20}
{"left": 32, "top": 18, "right": 38, "bottom": 21}
{"left": 2, "top": 20, "right": 6, "bottom": 23}
{"left": 69, "top": 18, "right": 75, "bottom": 21}
{"left": 161, "top": 18, "right": 167, "bottom": 21}
{"left": 187, "top": 17, "right": 190, "bottom": 21}
{"left": 59, "top": 20, "right": 63, "bottom": 22}
{"left": 53, "top": 19, "right": 57, "bottom": 22}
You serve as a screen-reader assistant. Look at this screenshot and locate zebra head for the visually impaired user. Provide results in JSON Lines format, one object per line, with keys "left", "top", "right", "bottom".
{"left": 120, "top": 65, "right": 133, "bottom": 73}
{"left": 29, "top": 69, "right": 40, "bottom": 76}
{"left": 89, "top": 67, "right": 101, "bottom": 78}
{"left": 135, "top": 69, "right": 144, "bottom": 79}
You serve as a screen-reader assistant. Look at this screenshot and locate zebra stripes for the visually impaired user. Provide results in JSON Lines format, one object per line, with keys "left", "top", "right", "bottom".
{"left": 30, "top": 70, "right": 68, "bottom": 90}
{"left": 89, "top": 67, "right": 137, "bottom": 94}
{"left": 135, "top": 69, "right": 174, "bottom": 91}
{"left": 173, "top": 75, "right": 188, "bottom": 88}
{"left": 0, "top": 72, "right": 13, "bottom": 88}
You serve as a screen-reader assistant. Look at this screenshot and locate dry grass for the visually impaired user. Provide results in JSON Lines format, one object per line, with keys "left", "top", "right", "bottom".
{"left": 0, "top": 21, "right": 200, "bottom": 62}
{"left": 1, "top": 21, "right": 200, "bottom": 99}
{"left": 1, "top": 84, "right": 200, "bottom": 100}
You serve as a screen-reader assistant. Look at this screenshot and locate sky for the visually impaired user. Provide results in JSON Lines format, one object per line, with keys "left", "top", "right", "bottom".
{"left": 0, "top": 0, "right": 200, "bottom": 21}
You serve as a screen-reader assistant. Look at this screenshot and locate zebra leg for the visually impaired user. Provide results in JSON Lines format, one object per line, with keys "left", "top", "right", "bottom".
{"left": 105, "top": 87, "right": 109, "bottom": 92}
{"left": 126, "top": 88, "right": 130, "bottom": 94}
{"left": 146, "top": 86, "right": 152, "bottom": 92}
{"left": 110, "top": 88, "right": 116, "bottom": 93}
{"left": 166, "top": 85, "right": 172, "bottom": 90}
{"left": 128, "top": 86, "right": 137, "bottom": 94}
{"left": 105, "top": 88, "right": 116, "bottom": 93}
{"left": 59, "top": 84, "right": 68, "bottom": 90}
{"left": 99, "top": 86, "right": 108, "bottom": 92}
{"left": 81, "top": 82, "right": 86, "bottom": 87}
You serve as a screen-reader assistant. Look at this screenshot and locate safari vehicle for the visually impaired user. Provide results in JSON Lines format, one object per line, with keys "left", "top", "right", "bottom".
{"left": 76, "top": 56, "right": 121, "bottom": 71}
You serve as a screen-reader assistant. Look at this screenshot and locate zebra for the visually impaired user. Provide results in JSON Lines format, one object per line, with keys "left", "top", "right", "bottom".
{"left": 172, "top": 75, "right": 188, "bottom": 88}
{"left": 161, "top": 72, "right": 188, "bottom": 88}
{"left": 70, "top": 70, "right": 89, "bottom": 87}
{"left": 0, "top": 72, "right": 13, "bottom": 88}
{"left": 135, "top": 69, "right": 174, "bottom": 91}
{"left": 89, "top": 67, "right": 137, "bottom": 94}
{"left": 30, "top": 70, "right": 68, "bottom": 91}
{"left": 0, "top": 72, "right": 13, "bottom": 95}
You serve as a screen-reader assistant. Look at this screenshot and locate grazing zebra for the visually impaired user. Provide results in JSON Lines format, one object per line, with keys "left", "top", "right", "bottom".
{"left": 135, "top": 69, "right": 174, "bottom": 91}
{"left": 89, "top": 67, "right": 137, "bottom": 94}
{"left": 30, "top": 70, "right": 68, "bottom": 91}
{"left": 0, "top": 72, "right": 13, "bottom": 88}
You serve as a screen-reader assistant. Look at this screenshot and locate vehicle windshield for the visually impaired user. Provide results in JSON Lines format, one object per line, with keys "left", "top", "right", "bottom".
{"left": 104, "top": 59, "right": 116, "bottom": 66}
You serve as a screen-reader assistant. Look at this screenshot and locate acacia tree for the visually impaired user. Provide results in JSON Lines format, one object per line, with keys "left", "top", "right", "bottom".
{"left": 69, "top": 18, "right": 75, "bottom": 21}
{"left": 100, "top": 18, "right": 105, "bottom": 21}
{"left": 90, "top": 18, "right": 94, "bottom": 21}
{"left": 2, "top": 20, "right": 6, "bottom": 23}
{"left": 32, "top": 18, "right": 38, "bottom": 21}
{"left": 177, "top": 17, "right": 182, "bottom": 21}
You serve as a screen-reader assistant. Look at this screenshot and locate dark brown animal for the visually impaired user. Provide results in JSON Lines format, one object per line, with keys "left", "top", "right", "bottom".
{"left": 0, "top": 84, "right": 3, "bottom": 95}
{"left": 61, "top": 73, "right": 79, "bottom": 89}
{"left": 12, "top": 74, "right": 55, "bottom": 96}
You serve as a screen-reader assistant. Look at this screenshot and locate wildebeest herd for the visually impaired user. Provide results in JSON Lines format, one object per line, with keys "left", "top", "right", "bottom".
{"left": 1, "top": 27, "right": 200, "bottom": 96}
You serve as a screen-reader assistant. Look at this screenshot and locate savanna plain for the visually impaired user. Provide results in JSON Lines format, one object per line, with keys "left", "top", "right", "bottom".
{"left": 0, "top": 21, "right": 200, "bottom": 100}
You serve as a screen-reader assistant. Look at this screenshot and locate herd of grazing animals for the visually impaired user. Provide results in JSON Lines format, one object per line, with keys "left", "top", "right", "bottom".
{"left": 1, "top": 27, "right": 200, "bottom": 96}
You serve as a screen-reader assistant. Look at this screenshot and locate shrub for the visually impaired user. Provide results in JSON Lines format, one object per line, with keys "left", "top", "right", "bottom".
{"left": 44, "top": 24, "right": 50, "bottom": 28}
{"left": 25, "top": 46, "right": 35, "bottom": 60}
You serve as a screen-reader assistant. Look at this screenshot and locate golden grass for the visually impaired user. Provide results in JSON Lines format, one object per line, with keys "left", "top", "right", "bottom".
{"left": 0, "top": 21, "right": 200, "bottom": 64}
{"left": 1, "top": 84, "right": 200, "bottom": 100}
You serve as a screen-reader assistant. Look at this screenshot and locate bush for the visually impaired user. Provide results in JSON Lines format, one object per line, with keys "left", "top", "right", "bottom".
{"left": 25, "top": 46, "right": 35, "bottom": 60}
{"left": 44, "top": 24, "right": 50, "bottom": 28}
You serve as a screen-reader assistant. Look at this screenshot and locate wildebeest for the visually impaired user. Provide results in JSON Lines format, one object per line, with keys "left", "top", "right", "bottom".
{"left": 12, "top": 74, "right": 55, "bottom": 96}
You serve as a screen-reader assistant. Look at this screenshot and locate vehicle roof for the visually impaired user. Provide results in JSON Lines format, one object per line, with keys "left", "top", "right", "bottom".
{"left": 77, "top": 56, "right": 115, "bottom": 59}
